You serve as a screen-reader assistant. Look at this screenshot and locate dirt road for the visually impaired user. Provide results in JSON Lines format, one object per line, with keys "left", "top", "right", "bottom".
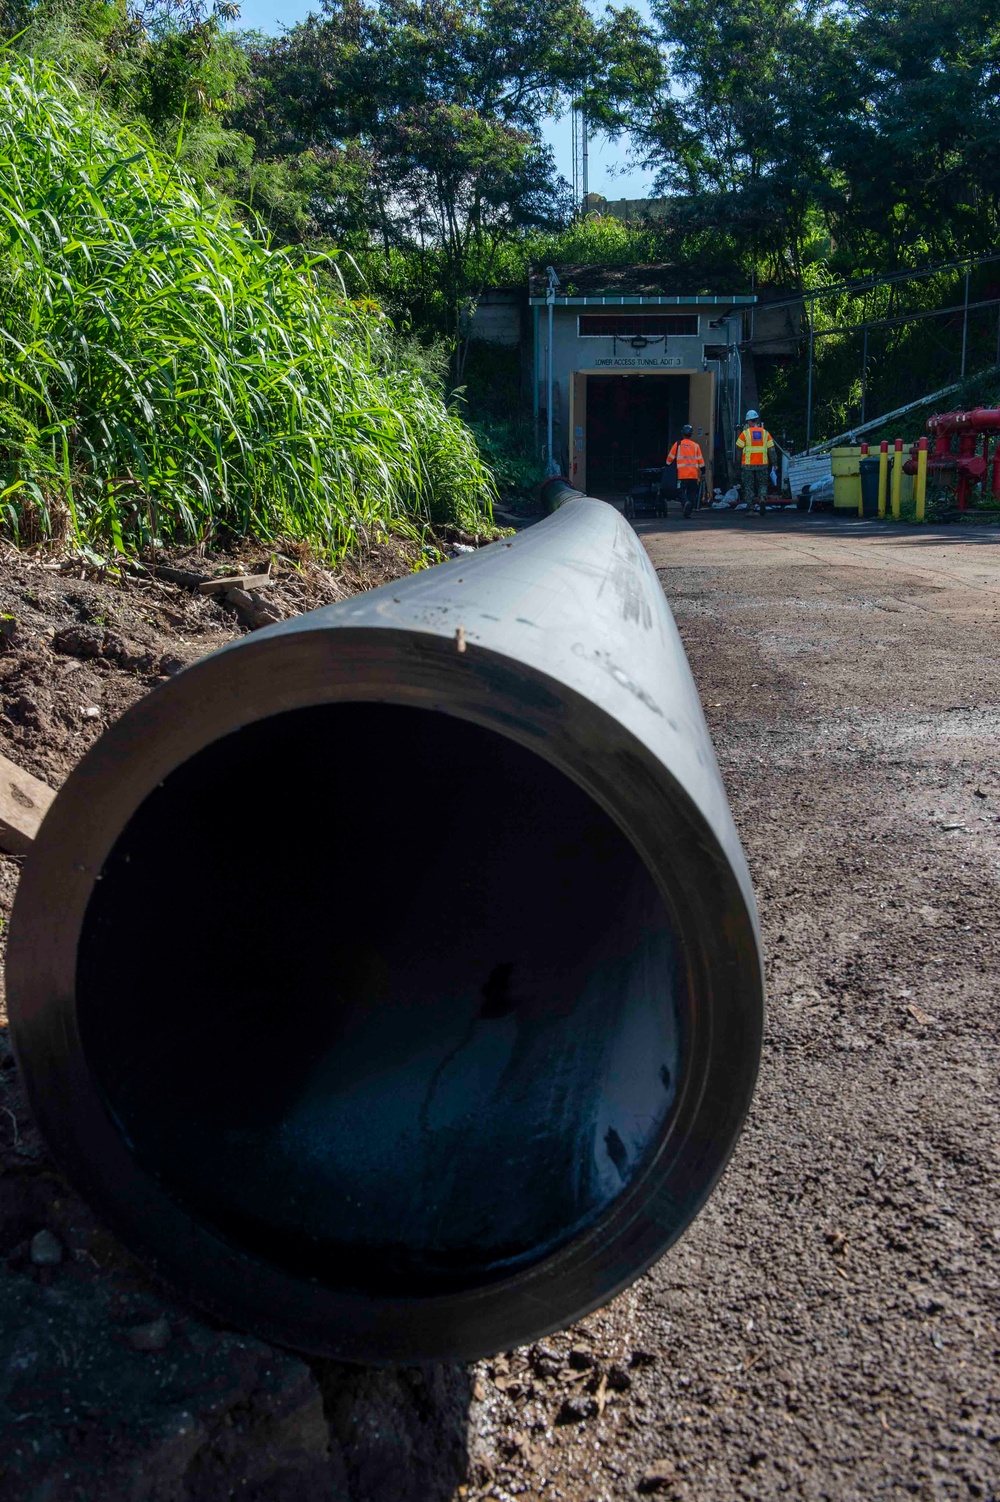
{"left": 467, "top": 515, "right": 1000, "bottom": 1501}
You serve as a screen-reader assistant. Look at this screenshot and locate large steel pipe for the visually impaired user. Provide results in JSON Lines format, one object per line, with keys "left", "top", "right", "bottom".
{"left": 7, "top": 489, "right": 763, "bottom": 1363}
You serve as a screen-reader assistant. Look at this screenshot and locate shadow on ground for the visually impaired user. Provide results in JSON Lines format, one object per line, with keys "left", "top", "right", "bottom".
{"left": 0, "top": 1025, "right": 474, "bottom": 1501}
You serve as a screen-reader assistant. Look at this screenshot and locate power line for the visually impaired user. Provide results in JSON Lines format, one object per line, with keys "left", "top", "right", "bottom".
{"left": 746, "top": 294, "right": 1000, "bottom": 350}
{"left": 758, "top": 250, "right": 1000, "bottom": 315}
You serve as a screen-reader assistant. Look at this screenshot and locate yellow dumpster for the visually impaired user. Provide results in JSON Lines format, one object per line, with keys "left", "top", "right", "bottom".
{"left": 831, "top": 447, "right": 862, "bottom": 511}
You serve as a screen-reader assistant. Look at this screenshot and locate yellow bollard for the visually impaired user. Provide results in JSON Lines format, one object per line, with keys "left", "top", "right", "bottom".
{"left": 891, "top": 438, "right": 903, "bottom": 519}
{"left": 858, "top": 442, "right": 868, "bottom": 517}
{"left": 878, "top": 441, "right": 888, "bottom": 517}
{"left": 915, "top": 437, "right": 928, "bottom": 522}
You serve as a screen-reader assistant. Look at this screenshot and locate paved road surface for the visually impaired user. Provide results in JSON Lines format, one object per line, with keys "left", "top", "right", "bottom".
{"left": 466, "top": 513, "right": 1000, "bottom": 1502}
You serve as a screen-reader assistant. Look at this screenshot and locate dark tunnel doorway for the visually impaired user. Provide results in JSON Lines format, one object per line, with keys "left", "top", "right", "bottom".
{"left": 585, "top": 374, "right": 689, "bottom": 494}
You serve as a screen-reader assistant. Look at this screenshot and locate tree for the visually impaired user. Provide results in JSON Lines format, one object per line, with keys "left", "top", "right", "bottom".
{"left": 634, "top": 0, "right": 847, "bottom": 279}
{"left": 636, "top": 0, "right": 1000, "bottom": 279}
{"left": 235, "top": 0, "right": 658, "bottom": 351}
{"left": 825, "top": 0, "right": 1000, "bottom": 267}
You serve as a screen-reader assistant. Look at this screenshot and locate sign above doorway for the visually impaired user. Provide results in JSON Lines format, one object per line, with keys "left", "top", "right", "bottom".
{"left": 593, "top": 356, "right": 685, "bottom": 369}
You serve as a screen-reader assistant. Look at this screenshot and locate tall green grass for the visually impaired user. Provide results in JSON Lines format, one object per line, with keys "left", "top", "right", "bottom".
{"left": 0, "top": 56, "right": 495, "bottom": 551}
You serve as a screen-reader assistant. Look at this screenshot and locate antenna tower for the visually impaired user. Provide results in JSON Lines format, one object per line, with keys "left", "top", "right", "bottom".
{"left": 571, "top": 106, "right": 589, "bottom": 216}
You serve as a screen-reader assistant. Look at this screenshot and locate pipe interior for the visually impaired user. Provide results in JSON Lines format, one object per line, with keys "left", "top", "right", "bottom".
{"left": 77, "top": 702, "right": 685, "bottom": 1296}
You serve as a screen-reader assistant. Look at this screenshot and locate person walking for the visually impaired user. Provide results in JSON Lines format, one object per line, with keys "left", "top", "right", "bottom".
{"left": 736, "top": 410, "right": 775, "bottom": 515}
{"left": 665, "top": 424, "right": 706, "bottom": 518}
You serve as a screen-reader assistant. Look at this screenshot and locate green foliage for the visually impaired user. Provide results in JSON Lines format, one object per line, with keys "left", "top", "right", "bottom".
{"left": 635, "top": 0, "right": 842, "bottom": 278}
{"left": 0, "top": 54, "right": 495, "bottom": 551}
{"left": 758, "top": 257, "right": 1000, "bottom": 444}
{"left": 456, "top": 341, "right": 541, "bottom": 503}
{"left": 468, "top": 415, "right": 540, "bottom": 504}
{"left": 535, "top": 215, "right": 656, "bottom": 268}
{"left": 233, "top": 0, "right": 658, "bottom": 353}
{"left": 348, "top": 216, "right": 673, "bottom": 345}
{"left": 638, "top": 0, "right": 1000, "bottom": 279}
{"left": 829, "top": 0, "right": 1000, "bottom": 268}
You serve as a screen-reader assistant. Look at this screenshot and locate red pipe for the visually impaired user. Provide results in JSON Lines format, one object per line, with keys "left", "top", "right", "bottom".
{"left": 902, "top": 451, "right": 987, "bottom": 483}
{"left": 927, "top": 407, "right": 1000, "bottom": 436}
{"left": 962, "top": 408, "right": 1000, "bottom": 433}
{"left": 957, "top": 430, "right": 979, "bottom": 507}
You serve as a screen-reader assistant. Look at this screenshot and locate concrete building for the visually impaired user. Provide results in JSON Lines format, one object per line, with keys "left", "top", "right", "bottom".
{"left": 528, "top": 264, "right": 755, "bottom": 495}
{"left": 582, "top": 193, "right": 672, "bottom": 222}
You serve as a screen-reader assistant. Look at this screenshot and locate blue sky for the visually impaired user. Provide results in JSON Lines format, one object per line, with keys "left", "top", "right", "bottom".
{"left": 230, "top": 0, "right": 658, "bottom": 199}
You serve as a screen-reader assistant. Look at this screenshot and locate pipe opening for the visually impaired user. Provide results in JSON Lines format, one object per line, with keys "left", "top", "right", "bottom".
{"left": 77, "top": 703, "right": 684, "bottom": 1297}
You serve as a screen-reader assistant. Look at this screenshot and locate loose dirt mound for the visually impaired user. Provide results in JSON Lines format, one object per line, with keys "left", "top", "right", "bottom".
{"left": 0, "top": 539, "right": 422, "bottom": 792}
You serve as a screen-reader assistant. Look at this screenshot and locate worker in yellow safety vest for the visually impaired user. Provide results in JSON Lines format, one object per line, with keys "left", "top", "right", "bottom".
{"left": 665, "top": 424, "right": 706, "bottom": 518}
{"left": 735, "top": 410, "right": 775, "bottom": 515}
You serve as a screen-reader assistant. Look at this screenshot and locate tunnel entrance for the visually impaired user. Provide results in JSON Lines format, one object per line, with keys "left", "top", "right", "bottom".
{"left": 77, "top": 702, "right": 685, "bottom": 1298}
{"left": 585, "top": 373, "right": 689, "bottom": 494}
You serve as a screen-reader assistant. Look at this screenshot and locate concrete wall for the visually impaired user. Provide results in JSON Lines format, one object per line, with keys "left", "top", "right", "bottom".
{"left": 749, "top": 299, "right": 803, "bottom": 357}
{"left": 463, "top": 292, "right": 522, "bottom": 347}
{"left": 538, "top": 307, "right": 703, "bottom": 426}
{"left": 583, "top": 195, "right": 671, "bottom": 221}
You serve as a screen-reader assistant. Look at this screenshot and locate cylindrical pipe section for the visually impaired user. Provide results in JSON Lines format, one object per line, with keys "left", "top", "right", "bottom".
{"left": 928, "top": 407, "right": 1000, "bottom": 438}
{"left": 7, "top": 495, "right": 763, "bottom": 1364}
{"left": 959, "top": 407, "right": 1000, "bottom": 433}
{"left": 957, "top": 430, "right": 978, "bottom": 509}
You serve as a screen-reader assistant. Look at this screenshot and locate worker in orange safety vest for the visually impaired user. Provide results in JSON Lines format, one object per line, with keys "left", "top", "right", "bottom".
{"left": 665, "top": 424, "right": 706, "bottom": 517}
{"left": 735, "top": 410, "right": 775, "bottom": 515}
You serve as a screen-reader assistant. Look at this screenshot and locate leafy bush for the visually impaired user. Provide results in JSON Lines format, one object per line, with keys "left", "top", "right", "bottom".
{"left": 0, "top": 55, "right": 495, "bottom": 551}
{"left": 468, "top": 416, "right": 541, "bottom": 507}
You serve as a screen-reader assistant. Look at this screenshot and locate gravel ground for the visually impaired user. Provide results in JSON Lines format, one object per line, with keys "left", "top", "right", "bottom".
{"left": 464, "top": 515, "right": 999, "bottom": 1502}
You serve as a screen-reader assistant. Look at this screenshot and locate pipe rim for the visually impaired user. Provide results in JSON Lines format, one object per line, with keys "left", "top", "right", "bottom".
{"left": 7, "top": 624, "right": 762, "bottom": 1362}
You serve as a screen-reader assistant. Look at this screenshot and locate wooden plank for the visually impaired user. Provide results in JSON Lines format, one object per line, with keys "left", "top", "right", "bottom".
{"left": 197, "top": 572, "right": 271, "bottom": 597}
{"left": 0, "top": 753, "right": 54, "bottom": 857}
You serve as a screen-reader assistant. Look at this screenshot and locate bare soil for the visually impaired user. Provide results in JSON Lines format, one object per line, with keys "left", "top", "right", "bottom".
{"left": 0, "top": 513, "right": 997, "bottom": 1501}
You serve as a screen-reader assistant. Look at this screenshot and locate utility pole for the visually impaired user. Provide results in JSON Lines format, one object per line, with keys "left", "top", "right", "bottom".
{"left": 860, "top": 326, "right": 868, "bottom": 427}
{"left": 806, "top": 316, "right": 814, "bottom": 452}
{"left": 545, "top": 266, "right": 560, "bottom": 475}
{"left": 571, "top": 108, "right": 579, "bottom": 212}
{"left": 961, "top": 264, "right": 970, "bottom": 378}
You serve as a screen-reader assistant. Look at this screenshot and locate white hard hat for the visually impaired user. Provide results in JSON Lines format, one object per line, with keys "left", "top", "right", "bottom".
{"left": 745, "top": 409, "right": 760, "bottom": 421}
